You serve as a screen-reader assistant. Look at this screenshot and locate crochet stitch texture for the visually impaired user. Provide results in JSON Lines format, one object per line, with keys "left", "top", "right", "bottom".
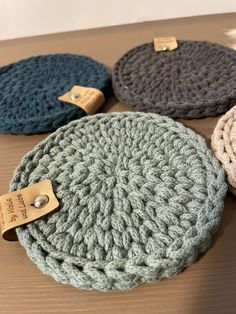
{"left": 0, "top": 54, "right": 111, "bottom": 134}
{"left": 112, "top": 40, "right": 236, "bottom": 119}
{"left": 11, "top": 112, "right": 227, "bottom": 291}
{"left": 212, "top": 105, "right": 236, "bottom": 195}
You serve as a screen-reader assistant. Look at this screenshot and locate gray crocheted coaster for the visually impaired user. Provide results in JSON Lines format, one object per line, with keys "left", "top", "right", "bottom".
{"left": 112, "top": 41, "right": 236, "bottom": 118}
{"left": 11, "top": 112, "right": 227, "bottom": 291}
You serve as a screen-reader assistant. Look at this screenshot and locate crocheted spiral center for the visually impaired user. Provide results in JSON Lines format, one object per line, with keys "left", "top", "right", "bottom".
{"left": 43, "top": 122, "right": 205, "bottom": 261}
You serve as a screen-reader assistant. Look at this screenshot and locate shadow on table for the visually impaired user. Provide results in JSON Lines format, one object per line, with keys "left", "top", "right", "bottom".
{"left": 190, "top": 192, "right": 236, "bottom": 314}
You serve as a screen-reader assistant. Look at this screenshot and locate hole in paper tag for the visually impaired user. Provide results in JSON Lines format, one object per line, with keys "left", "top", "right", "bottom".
{"left": 58, "top": 85, "right": 105, "bottom": 115}
{"left": 153, "top": 37, "right": 178, "bottom": 52}
{"left": 0, "top": 180, "right": 59, "bottom": 241}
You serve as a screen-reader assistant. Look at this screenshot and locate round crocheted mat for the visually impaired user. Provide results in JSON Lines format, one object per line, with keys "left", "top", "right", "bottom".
{"left": 0, "top": 54, "right": 111, "bottom": 134}
{"left": 212, "top": 105, "right": 236, "bottom": 195}
{"left": 112, "top": 40, "right": 236, "bottom": 119}
{"left": 11, "top": 112, "right": 227, "bottom": 291}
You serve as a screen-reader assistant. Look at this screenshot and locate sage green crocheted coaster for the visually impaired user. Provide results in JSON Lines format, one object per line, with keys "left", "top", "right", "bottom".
{"left": 11, "top": 112, "right": 227, "bottom": 291}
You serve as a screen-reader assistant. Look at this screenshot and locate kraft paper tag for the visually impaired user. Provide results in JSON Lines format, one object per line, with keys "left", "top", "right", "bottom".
{"left": 58, "top": 85, "right": 105, "bottom": 115}
{"left": 0, "top": 180, "right": 59, "bottom": 241}
{"left": 153, "top": 37, "right": 178, "bottom": 52}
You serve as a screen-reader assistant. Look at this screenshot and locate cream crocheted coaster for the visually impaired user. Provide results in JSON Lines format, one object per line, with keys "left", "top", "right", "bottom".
{"left": 212, "top": 105, "right": 236, "bottom": 195}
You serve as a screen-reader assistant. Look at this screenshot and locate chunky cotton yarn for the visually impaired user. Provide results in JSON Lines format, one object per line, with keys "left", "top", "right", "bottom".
{"left": 11, "top": 112, "right": 227, "bottom": 291}
{"left": 0, "top": 54, "right": 111, "bottom": 134}
{"left": 112, "top": 40, "right": 236, "bottom": 119}
{"left": 212, "top": 105, "right": 236, "bottom": 195}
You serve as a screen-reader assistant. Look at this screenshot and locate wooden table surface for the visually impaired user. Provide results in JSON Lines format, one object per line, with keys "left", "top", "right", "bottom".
{"left": 0, "top": 13, "right": 236, "bottom": 314}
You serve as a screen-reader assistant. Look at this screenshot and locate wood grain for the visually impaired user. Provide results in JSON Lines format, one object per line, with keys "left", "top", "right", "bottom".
{"left": 0, "top": 13, "right": 236, "bottom": 314}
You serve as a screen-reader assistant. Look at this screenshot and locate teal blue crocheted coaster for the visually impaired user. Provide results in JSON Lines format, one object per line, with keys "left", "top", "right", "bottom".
{"left": 0, "top": 54, "right": 111, "bottom": 134}
{"left": 11, "top": 112, "right": 227, "bottom": 290}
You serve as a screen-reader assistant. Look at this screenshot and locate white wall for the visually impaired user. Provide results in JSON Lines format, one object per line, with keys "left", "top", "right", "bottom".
{"left": 0, "top": 0, "right": 236, "bottom": 41}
